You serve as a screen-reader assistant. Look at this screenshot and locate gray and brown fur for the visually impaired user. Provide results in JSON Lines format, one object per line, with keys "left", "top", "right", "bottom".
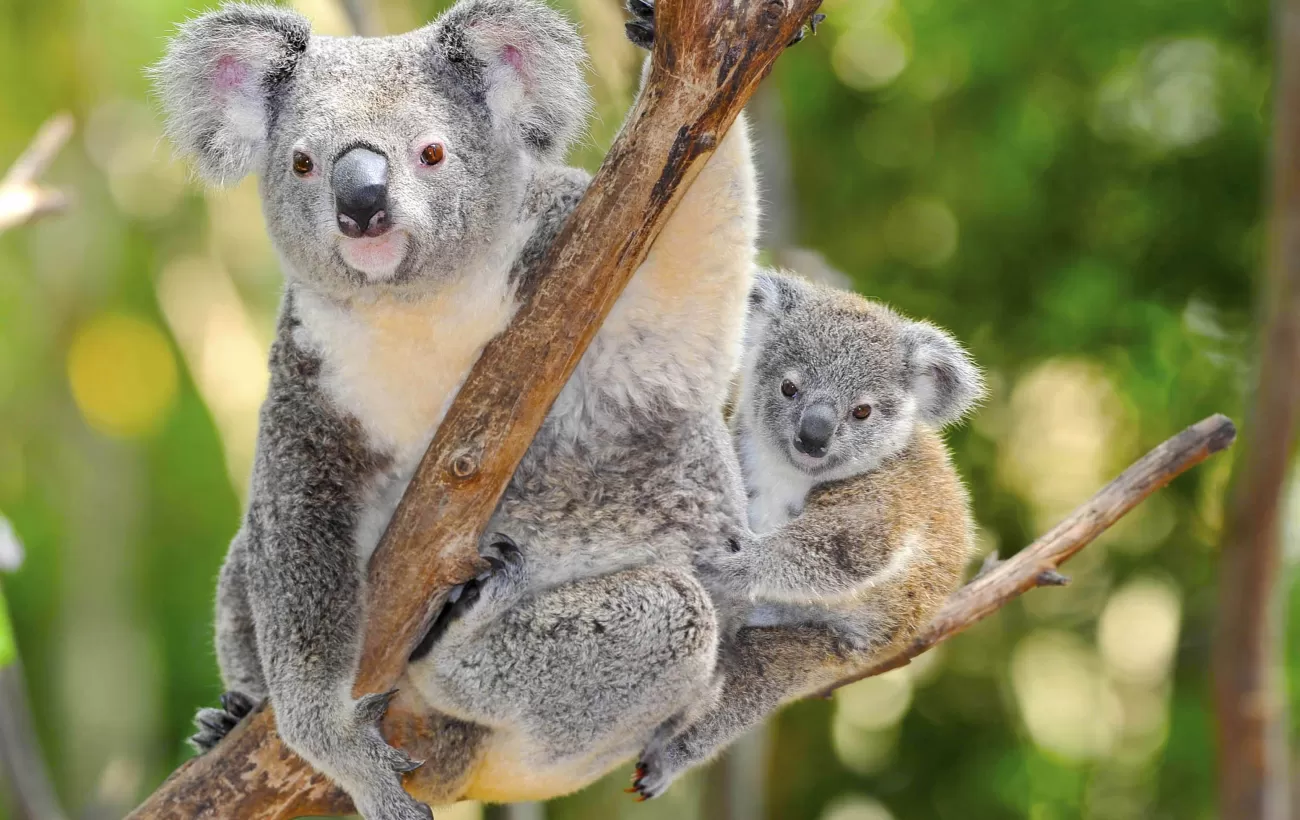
{"left": 630, "top": 271, "right": 984, "bottom": 798}
{"left": 157, "top": 1, "right": 758, "bottom": 816}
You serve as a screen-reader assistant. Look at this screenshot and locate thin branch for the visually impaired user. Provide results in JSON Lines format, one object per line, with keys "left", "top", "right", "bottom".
{"left": 1210, "top": 0, "right": 1300, "bottom": 816}
{"left": 816, "top": 413, "right": 1237, "bottom": 698}
{"left": 0, "top": 113, "right": 74, "bottom": 234}
{"left": 126, "top": 0, "right": 822, "bottom": 816}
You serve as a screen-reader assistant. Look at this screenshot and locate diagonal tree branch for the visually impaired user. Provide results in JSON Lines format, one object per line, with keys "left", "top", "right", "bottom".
{"left": 816, "top": 413, "right": 1237, "bottom": 697}
{"left": 126, "top": 0, "right": 823, "bottom": 817}
{"left": 0, "top": 113, "right": 73, "bottom": 234}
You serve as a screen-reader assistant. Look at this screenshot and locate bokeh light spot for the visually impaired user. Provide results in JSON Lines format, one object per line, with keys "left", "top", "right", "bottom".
{"left": 1098, "top": 575, "right": 1182, "bottom": 686}
{"left": 884, "top": 196, "right": 958, "bottom": 267}
{"left": 67, "top": 313, "right": 178, "bottom": 439}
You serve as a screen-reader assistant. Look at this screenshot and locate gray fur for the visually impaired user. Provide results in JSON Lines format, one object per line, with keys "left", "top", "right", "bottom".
{"left": 630, "top": 271, "right": 983, "bottom": 798}
{"left": 159, "top": 1, "right": 757, "bottom": 815}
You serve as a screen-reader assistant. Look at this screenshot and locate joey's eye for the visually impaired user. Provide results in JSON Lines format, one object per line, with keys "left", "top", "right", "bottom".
{"left": 852, "top": 404, "right": 872, "bottom": 420}
{"left": 780, "top": 379, "right": 798, "bottom": 398}
{"left": 292, "top": 151, "right": 313, "bottom": 176}
{"left": 420, "top": 143, "right": 446, "bottom": 166}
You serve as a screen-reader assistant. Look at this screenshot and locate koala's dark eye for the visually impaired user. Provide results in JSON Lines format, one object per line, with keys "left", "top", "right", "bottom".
{"left": 852, "top": 404, "right": 872, "bottom": 420}
{"left": 420, "top": 143, "right": 446, "bottom": 166}
{"left": 291, "top": 151, "right": 314, "bottom": 176}
{"left": 780, "top": 379, "right": 798, "bottom": 399}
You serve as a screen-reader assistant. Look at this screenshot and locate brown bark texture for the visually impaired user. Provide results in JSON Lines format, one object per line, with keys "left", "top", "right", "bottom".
{"left": 126, "top": 0, "right": 822, "bottom": 816}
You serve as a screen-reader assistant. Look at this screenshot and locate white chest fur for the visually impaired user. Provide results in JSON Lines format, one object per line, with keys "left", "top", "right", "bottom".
{"left": 738, "top": 429, "right": 816, "bottom": 534}
{"left": 294, "top": 278, "right": 518, "bottom": 460}
{"left": 292, "top": 240, "right": 528, "bottom": 561}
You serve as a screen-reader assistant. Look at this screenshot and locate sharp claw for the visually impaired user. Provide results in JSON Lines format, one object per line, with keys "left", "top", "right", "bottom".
{"left": 447, "top": 584, "right": 465, "bottom": 604}
{"left": 395, "top": 755, "right": 426, "bottom": 774}
{"left": 357, "top": 689, "right": 400, "bottom": 724}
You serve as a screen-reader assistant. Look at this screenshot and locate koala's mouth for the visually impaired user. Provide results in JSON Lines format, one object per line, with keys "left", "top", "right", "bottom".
{"left": 338, "top": 230, "right": 410, "bottom": 282}
{"left": 786, "top": 438, "right": 837, "bottom": 474}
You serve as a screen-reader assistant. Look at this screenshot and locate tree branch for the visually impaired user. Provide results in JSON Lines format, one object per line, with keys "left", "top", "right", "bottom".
{"left": 0, "top": 113, "right": 73, "bottom": 234}
{"left": 1211, "top": 0, "right": 1300, "bottom": 816}
{"left": 816, "top": 413, "right": 1237, "bottom": 697}
{"left": 126, "top": 0, "right": 822, "bottom": 817}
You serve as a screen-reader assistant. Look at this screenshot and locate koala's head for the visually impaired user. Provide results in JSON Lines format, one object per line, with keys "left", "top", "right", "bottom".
{"left": 740, "top": 270, "right": 984, "bottom": 479}
{"left": 153, "top": 0, "right": 591, "bottom": 296}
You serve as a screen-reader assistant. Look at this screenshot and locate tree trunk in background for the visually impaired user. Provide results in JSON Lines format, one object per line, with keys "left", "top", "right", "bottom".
{"left": 1210, "top": 0, "right": 1300, "bottom": 817}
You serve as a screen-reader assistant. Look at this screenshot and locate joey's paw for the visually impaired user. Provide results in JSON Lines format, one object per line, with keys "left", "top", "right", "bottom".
{"left": 188, "top": 690, "right": 262, "bottom": 753}
{"left": 626, "top": 742, "right": 687, "bottom": 801}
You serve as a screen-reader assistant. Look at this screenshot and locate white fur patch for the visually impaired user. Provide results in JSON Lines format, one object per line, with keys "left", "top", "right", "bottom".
{"left": 293, "top": 222, "right": 534, "bottom": 559}
{"left": 868, "top": 529, "right": 924, "bottom": 587}
{"left": 740, "top": 430, "right": 815, "bottom": 534}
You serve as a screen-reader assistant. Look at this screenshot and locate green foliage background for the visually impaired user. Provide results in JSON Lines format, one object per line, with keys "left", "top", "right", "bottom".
{"left": 0, "top": 0, "right": 1294, "bottom": 817}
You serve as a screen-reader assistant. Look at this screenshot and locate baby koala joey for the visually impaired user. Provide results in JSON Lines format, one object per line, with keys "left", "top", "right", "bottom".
{"left": 631, "top": 270, "right": 985, "bottom": 798}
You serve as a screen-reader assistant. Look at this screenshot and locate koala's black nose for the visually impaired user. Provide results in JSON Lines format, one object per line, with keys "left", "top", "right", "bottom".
{"left": 333, "top": 147, "right": 390, "bottom": 238}
{"left": 794, "top": 404, "right": 836, "bottom": 458}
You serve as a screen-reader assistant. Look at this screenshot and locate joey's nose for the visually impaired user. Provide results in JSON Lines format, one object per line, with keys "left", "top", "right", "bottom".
{"left": 794, "top": 404, "right": 836, "bottom": 458}
{"left": 333, "top": 147, "right": 390, "bottom": 238}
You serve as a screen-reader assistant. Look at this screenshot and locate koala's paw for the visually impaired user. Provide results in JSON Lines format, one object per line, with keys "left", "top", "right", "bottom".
{"left": 626, "top": 738, "right": 689, "bottom": 801}
{"left": 787, "top": 13, "right": 827, "bottom": 46}
{"left": 189, "top": 690, "right": 260, "bottom": 753}
{"left": 409, "top": 536, "right": 524, "bottom": 662}
{"left": 624, "top": 0, "right": 825, "bottom": 50}
{"left": 301, "top": 692, "right": 432, "bottom": 820}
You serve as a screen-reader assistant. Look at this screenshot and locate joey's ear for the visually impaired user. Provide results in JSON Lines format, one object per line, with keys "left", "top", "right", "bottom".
{"left": 901, "top": 321, "right": 985, "bottom": 427}
{"left": 151, "top": 4, "right": 310, "bottom": 186}
{"left": 748, "top": 268, "right": 806, "bottom": 317}
{"left": 435, "top": 0, "right": 592, "bottom": 160}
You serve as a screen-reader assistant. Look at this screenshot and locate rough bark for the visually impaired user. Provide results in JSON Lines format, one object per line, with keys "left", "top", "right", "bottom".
{"left": 126, "top": 0, "right": 821, "bottom": 816}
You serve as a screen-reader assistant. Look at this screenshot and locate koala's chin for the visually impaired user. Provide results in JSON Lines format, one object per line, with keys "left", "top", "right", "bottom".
{"left": 338, "top": 230, "right": 411, "bottom": 282}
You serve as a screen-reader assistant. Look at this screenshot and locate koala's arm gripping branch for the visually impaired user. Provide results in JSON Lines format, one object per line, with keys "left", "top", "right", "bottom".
{"left": 126, "top": 0, "right": 822, "bottom": 817}
{"left": 814, "top": 413, "right": 1238, "bottom": 697}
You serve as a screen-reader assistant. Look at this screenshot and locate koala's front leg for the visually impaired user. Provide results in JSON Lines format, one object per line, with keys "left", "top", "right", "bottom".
{"left": 722, "top": 503, "right": 899, "bottom": 605}
{"left": 235, "top": 335, "right": 431, "bottom": 820}
{"left": 631, "top": 624, "right": 853, "bottom": 799}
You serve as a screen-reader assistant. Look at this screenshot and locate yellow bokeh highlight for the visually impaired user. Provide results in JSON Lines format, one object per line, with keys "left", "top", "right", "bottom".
{"left": 67, "top": 314, "right": 178, "bottom": 439}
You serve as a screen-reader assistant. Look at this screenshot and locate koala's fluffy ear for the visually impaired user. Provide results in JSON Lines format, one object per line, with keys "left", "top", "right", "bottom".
{"left": 748, "top": 269, "right": 806, "bottom": 316}
{"left": 901, "top": 321, "right": 985, "bottom": 427}
{"left": 151, "top": 4, "right": 311, "bottom": 185}
{"left": 434, "top": 0, "right": 592, "bottom": 160}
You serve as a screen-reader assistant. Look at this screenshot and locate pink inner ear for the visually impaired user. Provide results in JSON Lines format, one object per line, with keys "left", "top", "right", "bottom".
{"left": 502, "top": 45, "right": 525, "bottom": 73}
{"left": 214, "top": 55, "right": 248, "bottom": 94}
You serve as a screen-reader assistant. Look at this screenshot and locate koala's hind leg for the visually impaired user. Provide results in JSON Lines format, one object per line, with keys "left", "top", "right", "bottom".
{"left": 409, "top": 566, "right": 719, "bottom": 770}
{"left": 192, "top": 538, "right": 267, "bottom": 753}
{"left": 630, "top": 624, "right": 859, "bottom": 800}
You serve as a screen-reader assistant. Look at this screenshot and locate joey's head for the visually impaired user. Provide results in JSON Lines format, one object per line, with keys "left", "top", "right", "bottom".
{"left": 740, "top": 270, "right": 984, "bottom": 479}
{"left": 153, "top": 0, "right": 591, "bottom": 296}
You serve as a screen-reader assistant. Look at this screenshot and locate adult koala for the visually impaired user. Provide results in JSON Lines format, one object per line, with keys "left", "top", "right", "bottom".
{"left": 156, "top": 0, "right": 757, "bottom": 816}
